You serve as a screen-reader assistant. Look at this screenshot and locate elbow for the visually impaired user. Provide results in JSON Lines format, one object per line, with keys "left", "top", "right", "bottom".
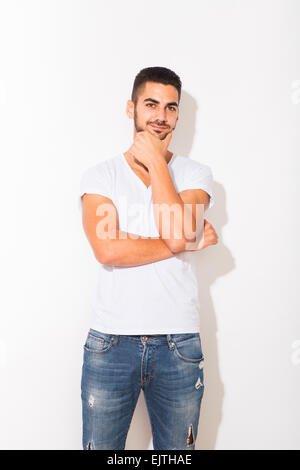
{"left": 168, "top": 238, "right": 187, "bottom": 254}
{"left": 95, "top": 246, "right": 113, "bottom": 265}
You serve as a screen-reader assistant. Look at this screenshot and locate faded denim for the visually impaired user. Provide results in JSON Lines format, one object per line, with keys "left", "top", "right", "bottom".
{"left": 81, "top": 329, "right": 205, "bottom": 450}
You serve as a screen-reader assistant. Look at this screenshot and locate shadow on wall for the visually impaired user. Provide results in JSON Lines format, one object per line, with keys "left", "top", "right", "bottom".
{"left": 194, "top": 180, "right": 233, "bottom": 450}
{"left": 125, "top": 90, "right": 235, "bottom": 450}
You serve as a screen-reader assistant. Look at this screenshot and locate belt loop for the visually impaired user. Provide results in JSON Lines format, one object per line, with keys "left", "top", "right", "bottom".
{"left": 167, "top": 334, "right": 175, "bottom": 350}
{"left": 111, "top": 335, "right": 119, "bottom": 345}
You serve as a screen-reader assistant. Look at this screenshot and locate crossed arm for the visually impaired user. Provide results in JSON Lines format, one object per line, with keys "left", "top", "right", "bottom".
{"left": 81, "top": 151, "right": 213, "bottom": 267}
{"left": 148, "top": 155, "right": 209, "bottom": 253}
{"left": 81, "top": 187, "right": 211, "bottom": 268}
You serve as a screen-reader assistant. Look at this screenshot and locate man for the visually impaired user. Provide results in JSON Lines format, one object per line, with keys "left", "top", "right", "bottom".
{"left": 78, "top": 66, "right": 218, "bottom": 450}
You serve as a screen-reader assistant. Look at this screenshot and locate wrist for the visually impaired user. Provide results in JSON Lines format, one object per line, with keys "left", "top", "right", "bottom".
{"left": 148, "top": 153, "right": 167, "bottom": 173}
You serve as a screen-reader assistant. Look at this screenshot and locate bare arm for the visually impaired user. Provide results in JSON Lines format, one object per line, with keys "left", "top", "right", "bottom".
{"left": 178, "top": 188, "right": 210, "bottom": 249}
{"left": 148, "top": 158, "right": 214, "bottom": 253}
{"left": 81, "top": 193, "right": 181, "bottom": 267}
{"left": 104, "top": 230, "right": 179, "bottom": 267}
{"left": 149, "top": 156, "right": 190, "bottom": 253}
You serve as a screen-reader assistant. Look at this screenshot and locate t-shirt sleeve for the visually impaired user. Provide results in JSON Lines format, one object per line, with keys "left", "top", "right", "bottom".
{"left": 78, "top": 163, "right": 112, "bottom": 212}
{"left": 177, "top": 161, "right": 215, "bottom": 209}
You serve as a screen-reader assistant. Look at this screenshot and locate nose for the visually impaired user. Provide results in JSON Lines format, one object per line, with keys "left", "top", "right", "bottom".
{"left": 154, "top": 107, "right": 167, "bottom": 123}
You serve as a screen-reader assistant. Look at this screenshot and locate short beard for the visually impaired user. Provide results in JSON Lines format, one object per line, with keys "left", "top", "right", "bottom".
{"left": 133, "top": 108, "right": 167, "bottom": 140}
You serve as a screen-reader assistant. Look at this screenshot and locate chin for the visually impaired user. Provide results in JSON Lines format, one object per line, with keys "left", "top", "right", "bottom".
{"left": 148, "top": 127, "right": 167, "bottom": 138}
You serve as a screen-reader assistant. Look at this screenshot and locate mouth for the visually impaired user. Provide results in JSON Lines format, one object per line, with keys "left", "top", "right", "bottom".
{"left": 149, "top": 124, "right": 168, "bottom": 131}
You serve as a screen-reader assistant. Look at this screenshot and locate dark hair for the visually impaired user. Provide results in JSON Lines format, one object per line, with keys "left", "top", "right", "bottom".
{"left": 131, "top": 66, "right": 182, "bottom": 105}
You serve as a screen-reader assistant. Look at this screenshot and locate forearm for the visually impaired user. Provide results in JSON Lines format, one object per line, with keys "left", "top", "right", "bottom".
{"left": 99, "top": 230, "right": 181, "bottom": 267}
{"left": 149, "top": 157, "right": 196, "bottom": 251}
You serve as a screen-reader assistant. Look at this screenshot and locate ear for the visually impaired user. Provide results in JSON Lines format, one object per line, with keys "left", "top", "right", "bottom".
{"left": 126, "top": 100, "right": 134, "bottom": 118}
{"left": 126, "top": 100, "right": 134, "bottom": 119}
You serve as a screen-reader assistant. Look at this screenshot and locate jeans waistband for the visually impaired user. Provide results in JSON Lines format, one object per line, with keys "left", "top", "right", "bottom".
{"left": 89, "top": 329, "right": 199, "bottom": 345}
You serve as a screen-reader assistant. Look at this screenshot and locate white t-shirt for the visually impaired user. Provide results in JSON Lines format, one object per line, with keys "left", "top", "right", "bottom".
{"left": 79, "top": 152, "right": 214, "bottom": 335}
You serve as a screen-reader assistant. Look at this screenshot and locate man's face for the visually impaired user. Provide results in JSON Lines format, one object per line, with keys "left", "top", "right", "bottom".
{"left": 132, "top": 81, "right": 179, "bottom": 140}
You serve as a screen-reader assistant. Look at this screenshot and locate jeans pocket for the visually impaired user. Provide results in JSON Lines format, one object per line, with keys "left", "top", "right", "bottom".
{"left": 83, "top": 329, "right": 113, "bottom": 354}
{"left": 172, "top": 333, "right": 204, "bottom": 363}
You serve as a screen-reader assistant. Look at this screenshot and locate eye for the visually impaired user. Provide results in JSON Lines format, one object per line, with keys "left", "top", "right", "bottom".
{"left": 146, "top": 103, "right": 155, "bottom": 107}
{"left": 168, "top": 106, "right": 176, "bottom": 112}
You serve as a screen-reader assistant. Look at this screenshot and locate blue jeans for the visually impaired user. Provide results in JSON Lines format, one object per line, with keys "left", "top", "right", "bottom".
{"left": 81, "top": 329, "right": 205, "bottom": 450}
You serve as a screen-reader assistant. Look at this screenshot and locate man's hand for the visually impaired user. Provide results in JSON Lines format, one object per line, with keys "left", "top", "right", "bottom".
{"left": 185, "top": 219, "right": 218, "bottom": 251}
{"left": 127, "top": 129, "right": 173, "bottom": 169}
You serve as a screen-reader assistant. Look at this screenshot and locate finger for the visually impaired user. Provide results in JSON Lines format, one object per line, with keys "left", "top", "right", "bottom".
{"left": 147, "top": 128, "right": 162, "bottom": 140}
{"left": 163, "top": 130, "right": 173, "bottom": 146}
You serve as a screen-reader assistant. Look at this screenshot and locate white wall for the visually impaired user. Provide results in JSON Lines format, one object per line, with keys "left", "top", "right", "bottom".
{"left": 0, "top": 0, "right": 299, "bottom": 450}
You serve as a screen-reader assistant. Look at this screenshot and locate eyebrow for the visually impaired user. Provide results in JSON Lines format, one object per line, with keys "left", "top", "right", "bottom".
{"left": 143, "top": 98, "right": 178, "bottom": 107}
